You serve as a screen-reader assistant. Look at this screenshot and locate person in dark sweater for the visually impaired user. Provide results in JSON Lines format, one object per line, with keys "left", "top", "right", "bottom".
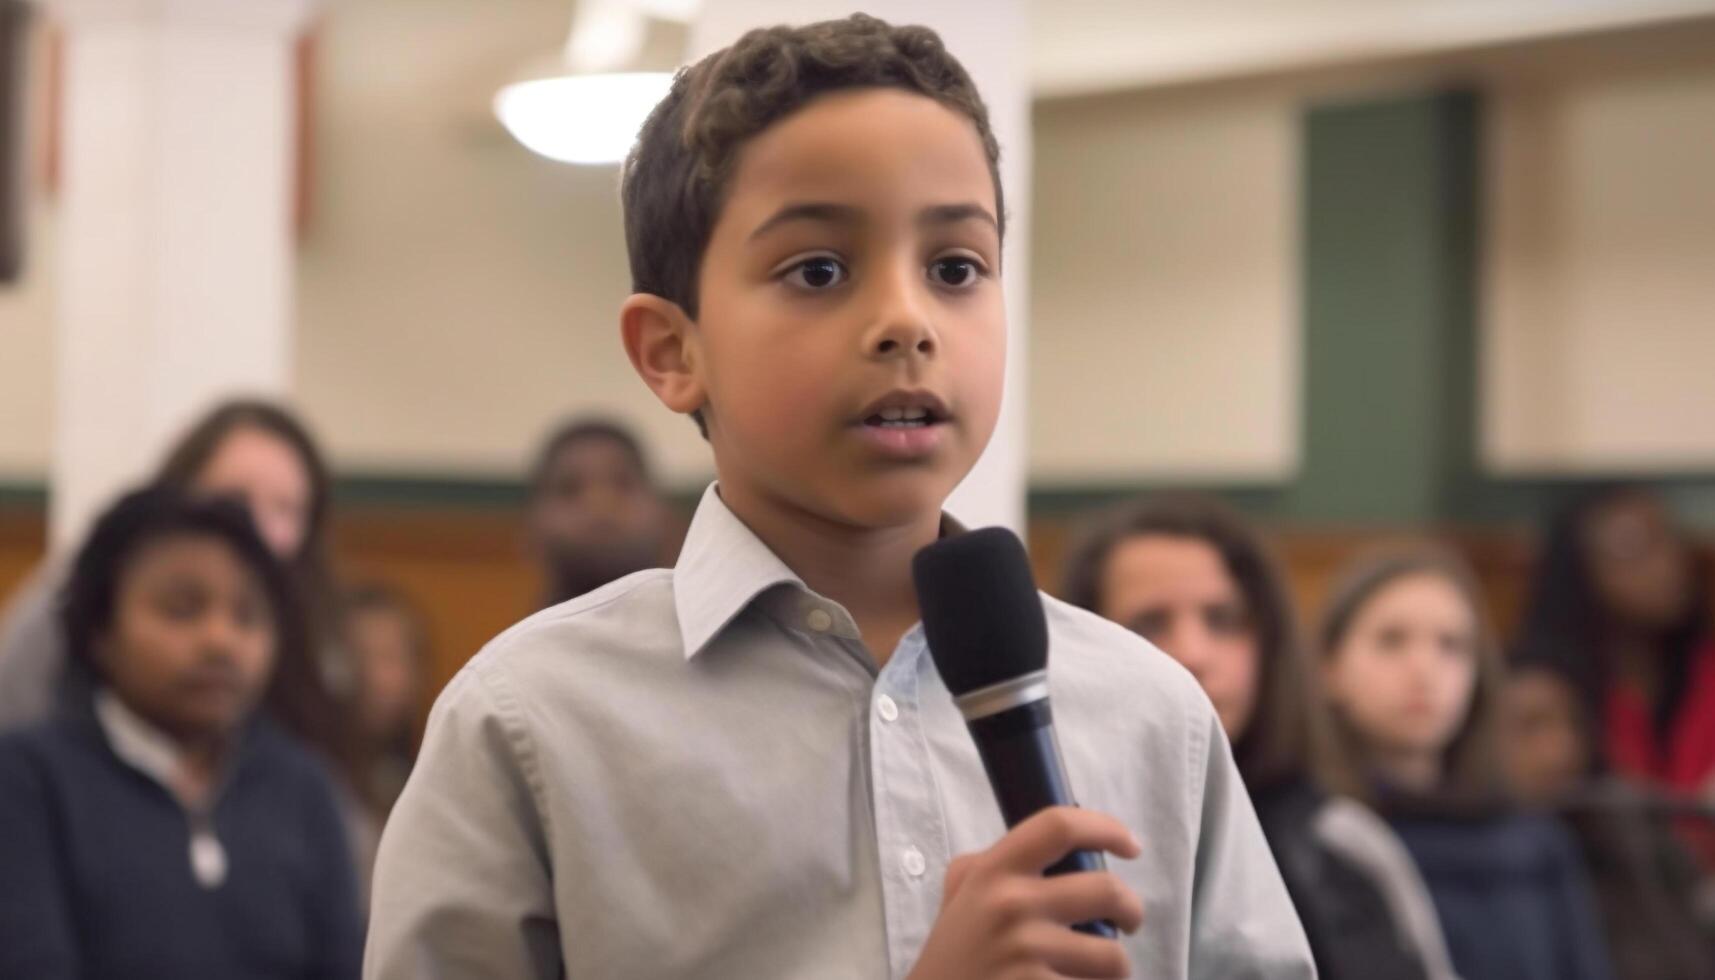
{"left": 0, "top": 488, "right": 362, "bottom": 980}
{"left": 1319, "top": 546, "right": 1615, "bottom": 980}
{"left": 1064, "top": 495, "right": 1455, "bottom": 980}
{"left": 1503, "top": 656, "right": 1715, "bottom": 980}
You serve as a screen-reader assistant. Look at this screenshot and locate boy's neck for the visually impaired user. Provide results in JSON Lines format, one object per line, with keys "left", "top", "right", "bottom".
{"left": 717, "top": 481, "right": 942, "bottom": 668}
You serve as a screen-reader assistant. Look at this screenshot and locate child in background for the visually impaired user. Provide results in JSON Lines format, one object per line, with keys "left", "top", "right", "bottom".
{"left": 0, "top": 489, "right": 362, "bottom": 979}
{"left": 1064, "top": 495, "right": 1456, "bottom": 980}
{"left": 366, "top": 14, "right": 1313, "bottom": 980}
{"left": 1502, "top": 656, "right": 1715, "bottom": 980}
{"left": 1319, "top": 547, "right": 1614, "bottom": 980}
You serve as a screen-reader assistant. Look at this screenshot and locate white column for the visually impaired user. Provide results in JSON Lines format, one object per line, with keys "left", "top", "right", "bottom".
{"left": 690, "top": 0, "right": 1031, "bottom": 533}
{"left": 45, "top": 0, "right": 315, "bottom": 547}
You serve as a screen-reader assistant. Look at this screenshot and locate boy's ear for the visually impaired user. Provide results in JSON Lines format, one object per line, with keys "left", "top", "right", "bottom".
{"left": 620, "top": 294, "right": 706, "bottom": 418}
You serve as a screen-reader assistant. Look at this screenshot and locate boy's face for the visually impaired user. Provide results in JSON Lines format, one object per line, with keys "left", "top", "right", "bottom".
{"left": 688, "top": 88, "right": 1005, "bottom": 528}
{"left": 98, "top": 535, "right": 277, "bottom": 743}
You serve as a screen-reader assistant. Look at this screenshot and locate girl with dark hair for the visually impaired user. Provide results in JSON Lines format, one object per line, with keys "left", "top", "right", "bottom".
{"left": 1064, "top": 495, "right": 1455, "bottom": 980}
{"left": 1319, "top": 546, "right": 1613, "bottom": 980}
{"left": 1516, "top": 485, "right": 1715, "bottom": 802}
{"left": 0, "top": 488, "right": 362, "bottom": 978}
{"left": 0, "top": 398, "right": 346, "bottom": 763}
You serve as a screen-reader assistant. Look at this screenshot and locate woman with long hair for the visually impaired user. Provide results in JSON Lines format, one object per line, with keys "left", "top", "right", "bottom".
{"left": 1516, "top": 486, "right": 1715, "bottom": 801}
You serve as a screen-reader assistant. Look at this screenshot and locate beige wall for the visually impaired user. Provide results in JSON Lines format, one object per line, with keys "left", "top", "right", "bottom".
{"left": 1483, "top": 58, "right": 1715, "bottom": 474}
{"left": 294, "top": 0, "right": 715, "bottom": 487}
{"left": 1030, "top": 88, "right": 1300, "bottom": 484}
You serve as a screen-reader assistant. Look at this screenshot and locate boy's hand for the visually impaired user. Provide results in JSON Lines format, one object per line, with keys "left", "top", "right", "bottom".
{"left": 907, "top": 807, "right": 1146, "bottom": 980}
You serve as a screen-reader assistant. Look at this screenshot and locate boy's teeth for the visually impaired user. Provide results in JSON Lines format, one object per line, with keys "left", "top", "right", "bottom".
{"left": 902, "top": 407, "right": 928, "bottom": 421}
{"left": 881, "top": 408, "right": 904, "bottom": 422}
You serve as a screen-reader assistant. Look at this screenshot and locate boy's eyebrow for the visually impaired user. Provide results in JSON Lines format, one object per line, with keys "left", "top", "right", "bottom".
{"left": 748, "top": 202, "right": 863, "bottom": 241}
{"left": 919, "top": 202, "right": 998, "bottom": 231}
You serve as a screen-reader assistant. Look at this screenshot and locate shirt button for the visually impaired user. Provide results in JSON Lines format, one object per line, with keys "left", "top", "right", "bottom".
{"left": 806, "top": 608, "right": 834, "bottom": 633}
{"left": 877, "top": 695, "right": 899, "bottom": 722}
{"left": 902, "top": 846, "right": 927, "bottom": 878}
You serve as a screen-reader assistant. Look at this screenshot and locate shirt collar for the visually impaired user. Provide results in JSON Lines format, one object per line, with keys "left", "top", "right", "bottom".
{"left": 94, "top": 689, "right": 184, "bottom": 790}
{"left": 672, "top": 483, "right": 970, "bottom": 660}
{"left": 673, "top": 485, "right": 806, "bottom": 660}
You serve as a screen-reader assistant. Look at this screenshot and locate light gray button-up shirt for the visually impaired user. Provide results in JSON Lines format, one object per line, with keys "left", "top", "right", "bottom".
{"left": 364, "top": 486, "right": 1314, "bottom": 979}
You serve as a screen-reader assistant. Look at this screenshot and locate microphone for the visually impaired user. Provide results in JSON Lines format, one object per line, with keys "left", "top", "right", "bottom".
{"left": 913, "top": 527, "right": 1116, "bottom": 939}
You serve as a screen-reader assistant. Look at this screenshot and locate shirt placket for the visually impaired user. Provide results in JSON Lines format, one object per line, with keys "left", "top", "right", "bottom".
{"left": 867, "top": 628, "right": 951, "bottom": 979}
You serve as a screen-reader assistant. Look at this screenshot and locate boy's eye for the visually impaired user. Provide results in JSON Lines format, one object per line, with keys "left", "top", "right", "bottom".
{"left": 928, "top": 257, "right": 983, "bottom": 288}
{"left": 782, "top": 256, "right": 847, "bottom": 290}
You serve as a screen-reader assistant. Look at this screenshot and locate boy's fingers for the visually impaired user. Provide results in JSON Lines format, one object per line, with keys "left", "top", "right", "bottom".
{"left": 1032, "top": 872, "right": 1145, "bottom": 935}
{"left": 1018, "top": 921, "right": 1133, "bottom": 979}
{"left": 941, "top": 853, "right": 977, "bottom": 904}
{"left": 996, "top": 807, "right": 1141, "bottom": 874}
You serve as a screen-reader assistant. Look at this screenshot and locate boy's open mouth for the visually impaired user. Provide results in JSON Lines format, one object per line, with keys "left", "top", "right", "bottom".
{"left": 865, "top": 406, "right": 938, "bottom": 429}
{"left": 857, "top": 390, "right": 951, "bottom": 430}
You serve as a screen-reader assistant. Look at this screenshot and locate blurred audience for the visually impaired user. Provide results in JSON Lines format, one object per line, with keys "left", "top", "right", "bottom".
{"left": 525, "top": 417, "right": 672, "bottom": 608}
{"left": 1516, "top": 486, "right": 1715, "bottom": 805}
{"left": 1064, "top": 496, "right": 1456, "bottom": 980}
{"left": 1319, "top": 546, "right": 1614, "bottom": 980}
{"left": 0, "top": 489, "right": 362, "bottom": 979}
{"left": 0, "top": 399, "right": 349, "bottom": 769}
{"left": 1502, "top": 657, "right": 1715, "bottom": 980}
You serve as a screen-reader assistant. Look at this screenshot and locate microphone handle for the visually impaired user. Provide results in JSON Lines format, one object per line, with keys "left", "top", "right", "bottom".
{"left": 967, "top": 699, "right": 1117, "bottom": 939}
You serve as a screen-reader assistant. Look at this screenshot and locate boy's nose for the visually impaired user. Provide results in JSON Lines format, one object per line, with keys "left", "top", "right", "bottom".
{"left": 864, "top": 267, "right": 938, "bottom": 360}
{"left": 872, "top": 322, "right": 935, "bottom": 358}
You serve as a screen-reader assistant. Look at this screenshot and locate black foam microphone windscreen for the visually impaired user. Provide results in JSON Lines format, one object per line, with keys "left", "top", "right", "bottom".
{"left": 913, "top": 526, "right": 1048, "bottom": 699}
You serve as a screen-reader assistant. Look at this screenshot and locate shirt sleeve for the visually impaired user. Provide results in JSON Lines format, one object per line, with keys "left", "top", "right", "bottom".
{"left": 1185, "top": 708, "right": 1318, "bottom": 980}
{"left": 0, "top": 738, "right": 80, "bottom": 980}
{"left": 363, "top": 667, "right": 562, "bottom": 980}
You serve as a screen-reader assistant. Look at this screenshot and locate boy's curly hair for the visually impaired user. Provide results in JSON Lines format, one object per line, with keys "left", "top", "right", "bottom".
{"left": 621, "top": 14, "right": 1004, "bottom": 322}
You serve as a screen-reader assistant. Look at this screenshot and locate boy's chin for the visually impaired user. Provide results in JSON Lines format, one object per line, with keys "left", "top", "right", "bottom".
{"left": 818, "top": 469, "right": 964, "bottom": 529}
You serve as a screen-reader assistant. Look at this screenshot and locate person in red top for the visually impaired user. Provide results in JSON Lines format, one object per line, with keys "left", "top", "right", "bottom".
{"left": 1516, "top": 486, "right": 1715, "bottom": 825}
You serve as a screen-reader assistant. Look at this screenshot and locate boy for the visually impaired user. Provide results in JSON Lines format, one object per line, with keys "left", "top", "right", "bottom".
{"left": 365, "top": 15, "right": 1313, "bottom": 979}
{"left": 524, "top": 417, "right": 672, "bottom": 609}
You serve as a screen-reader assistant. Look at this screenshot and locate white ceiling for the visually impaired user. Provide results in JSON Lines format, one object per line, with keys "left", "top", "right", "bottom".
{"left": 321, "top": 0, "right": 1715, "bottom": 136}
{"left": 1028, "top": 0, "right": 1715, "bottom": 97}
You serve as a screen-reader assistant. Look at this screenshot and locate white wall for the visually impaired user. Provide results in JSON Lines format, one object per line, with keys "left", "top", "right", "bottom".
{"left": 1029, "top": 88, "right": 1300, "bottom": 484}
{"left": 293, "top": 0, "right": 715, "bottom": 486}
{"left": 1483, "top": 59, "right": 1715, "bottom": 474}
